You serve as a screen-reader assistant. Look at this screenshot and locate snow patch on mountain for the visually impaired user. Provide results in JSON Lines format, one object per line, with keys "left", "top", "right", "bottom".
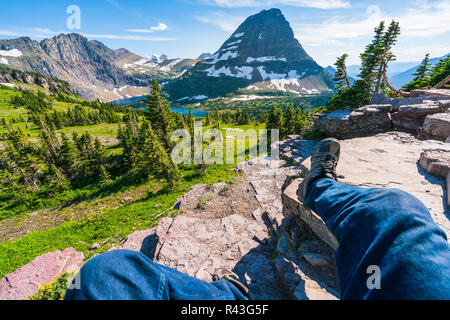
{"left": 257, "top": 66, "right": 286, "bottom": 81}
{"left": 202, "top": 65, "right": 253, "bottom": 80}
{"left": 246, "top": 56, "right": 287, "bottom": 63}
{"left": 0, "top": 49, "right": 23, "bottom": 58}
{"left": 176, "top": 95, "right": 208, "bottom": 102}
{"left": 205, "top": 51, "right": 239, "bottom": 65}
{"left": 0, "top": 57, "right": 8, "bottom": 65}
{"left": 233, "top": 32, "right": 244, "bottom": 38}
{"left": 226, "top": 40, "right": 242, "bottom": 47}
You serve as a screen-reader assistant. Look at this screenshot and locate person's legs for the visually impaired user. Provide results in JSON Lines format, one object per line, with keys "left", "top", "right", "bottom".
{"left": 306, "top": 178, "right": 450, "bottom": 300}
{"left": 64, "top": 250, "right": 249, "bottom": 300}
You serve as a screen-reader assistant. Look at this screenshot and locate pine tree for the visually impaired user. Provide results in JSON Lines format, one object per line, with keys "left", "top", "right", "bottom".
{"left": 267, "top": 105, "right": 283, "bottom": 139}
{"left": 283, "top": 105, "right": 296, "bottom": 137}
{"left": 205, "top": 111, "right": 211, "bottom": 126}
{"left": 429, "top": 55, "right": 450, "bottom": 87}
{"left": 213, "top": 108, "right": 220, "bottom": 129}
{"left": 359, "top": 21, "right": 385, "bottom": 89}
{"left": 333, "top": 54, "right": 350, "bottom": 89}
{"left": 46, "top": 164, "right": 69, "bottom": 192}
{"left": 59, "top": 133, "right": 77, "bottom": 177}
{"left": 144, "top": 80, "right": 174, "bottom": 151}
{"left": 134, "top": 120, "right": 179, "bottom": 188}
{"left": 98, "top": 165, "right": 110, "bottom": 184}
{"left": 402, "top": 54, "right": 432, "bottom": 91}
{"left": 375, "top": 20, "right": 400, "bottom": 93}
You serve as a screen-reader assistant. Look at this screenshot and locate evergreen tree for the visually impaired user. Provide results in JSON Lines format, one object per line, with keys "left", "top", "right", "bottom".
{"left": 59, "top": 133, "right": 77, "bottom": 177}
{"left": 375, "top": 20, "right": 401, "bottom": 93}
{"left": 205, "top": 111, "right": 211, "bottom": 126}
{"left": 333, "top": 54, "right": 350, "bottom": 89}
{"left": 402, "top": 54, "right": 431, "bottom": 91}
{"left": 134, "top": 120, "right": 179, "bottom": 188}
{"left": 283, "top": 105, "right": 296, "bottom": 137}
{"left": 144, "top": 80, "right": 174, "bottom": 151}
{"left": 359, "top": 21, "right": 385, "bottom": 89}
{"left": 267, "top": 106, "right": 283, "bottom": 139}
{"left": 429, "top": 55, "right": 450, "bottom": 87}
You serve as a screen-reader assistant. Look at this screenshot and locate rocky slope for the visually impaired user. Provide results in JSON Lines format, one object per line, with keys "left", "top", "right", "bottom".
{"left": 165, "top": 8, "right": 334, "bottom": 102}
{"left": 0, "top": 65, "right": 73, "bottom": 95}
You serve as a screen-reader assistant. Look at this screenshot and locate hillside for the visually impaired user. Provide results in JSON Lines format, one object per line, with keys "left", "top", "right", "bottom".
{"left": 165, "top": 8, "right": 333, "bottom": 102}
{"left": 0, "top": 34, "right": 198, "bottom": 102}
{"left": 0, "top": 65, "right": 73, "bottom": 95}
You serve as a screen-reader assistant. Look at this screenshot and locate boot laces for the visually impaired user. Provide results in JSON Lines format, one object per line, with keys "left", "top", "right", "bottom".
{"left": 320, "top": 155, "right": 338, "bottom": 180}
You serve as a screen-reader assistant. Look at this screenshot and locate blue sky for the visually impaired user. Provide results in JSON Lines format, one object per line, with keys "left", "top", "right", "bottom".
{"left": 0, "top": 0, "right": 449, "bottom": 67}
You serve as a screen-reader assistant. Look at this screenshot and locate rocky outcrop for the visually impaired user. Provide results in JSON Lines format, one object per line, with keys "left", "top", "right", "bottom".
{"left": 315, "top": 94, "right": 450, "bottom": 139}
{"left": 120, "top": 156, "right": 340, "bottom": 300}
{"left": 0, "top": 65, "right": 73, "bottom": 94}
{"left": 392, "top": 100, "right": 449, "bottom": 132}
{"left": 313, "top": 105, "right": 392, "bottom": 139}
{"left": 419, "top": 113, "right": 450, "bottom": 141}
{"left": 0, "top": 248, "right": 84, "bottom": 300}
{"left": 281, "top": 132, "right": 450, "bottom": 244}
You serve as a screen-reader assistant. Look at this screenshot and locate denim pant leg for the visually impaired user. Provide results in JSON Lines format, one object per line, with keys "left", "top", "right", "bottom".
{"left": 64, "top": 250, "right": 248, "bottom": 300}
{"left": 305, "top": 178, "right": 450, "bottom": 300}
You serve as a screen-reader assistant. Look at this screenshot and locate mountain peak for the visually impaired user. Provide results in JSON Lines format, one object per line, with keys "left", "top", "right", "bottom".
{"left": 165, "top": 8, "right": 332, "bottom": 100}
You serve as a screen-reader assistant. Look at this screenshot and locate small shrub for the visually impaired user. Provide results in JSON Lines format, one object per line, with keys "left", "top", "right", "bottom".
{"left": 28, "top": 272, "right": 74, "bottom": 300}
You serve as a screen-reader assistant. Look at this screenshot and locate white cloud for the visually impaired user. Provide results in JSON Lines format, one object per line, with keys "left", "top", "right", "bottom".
{"left": 204, "top": 0, "right": 350, "bottom": 9}
{"left": 298, "top": 1, "right": 450, "bottom": 66}
{"left": 126, "top": 22, "right": 168, "bottom": 33}
{"left": 295, "top": 1, "right": 450, "bottom": 44}
{"left": 195, "top": 12, "right": 245, "bottom": 31}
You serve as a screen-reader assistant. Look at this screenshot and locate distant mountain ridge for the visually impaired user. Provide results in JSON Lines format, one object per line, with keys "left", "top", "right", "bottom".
{"left": 165, "top": 8, "right": 333, "bottom": 102}
{"left": 0, "top": 34, "right": 198, "bottom": 101}
{"left": 390, "top": 53, "right": 450, "bottom": 89}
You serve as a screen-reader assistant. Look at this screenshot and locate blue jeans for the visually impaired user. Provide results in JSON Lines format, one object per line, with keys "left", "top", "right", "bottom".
{"left": 65, "top": 178, "right": 450, "bottom": 300}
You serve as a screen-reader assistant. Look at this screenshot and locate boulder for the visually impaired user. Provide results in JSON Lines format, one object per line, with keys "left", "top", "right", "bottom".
{"left": 370, "top": 93, "right": 390, "bottom": 105}
{"left": 419, "top": 113, "right": 450, "bottom": 141}
{"left": 392, "top": 101, "right": 449, "bottom": 132}
{"left": 0, "top": 248, "right": 84, "bottom": 300}
{"left": 419, "top": 149, "right": 450, "bottom": 177}
{"left": 313, "top": 104, "right": 392, "bottom": 139}
{"left": 121, "top": 228, "right": 157, "bottom": 259}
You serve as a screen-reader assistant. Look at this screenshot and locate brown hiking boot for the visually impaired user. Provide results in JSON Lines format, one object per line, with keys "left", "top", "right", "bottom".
{"left": 297, "top": 138, "right": 341, "bottom": 206}
{"left": 212, "top": 268, "right": 253, "bottom": 299}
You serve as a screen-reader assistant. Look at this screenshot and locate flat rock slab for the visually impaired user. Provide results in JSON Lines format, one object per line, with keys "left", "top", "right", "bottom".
{"left": 0, "top": 247, "right": 84, "bottom": 300}
{"left": 338, "top": 133, "right": 449, "bottom": 235}
{"left": 288, "top": 132, "right": 450, "bottom": 240}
